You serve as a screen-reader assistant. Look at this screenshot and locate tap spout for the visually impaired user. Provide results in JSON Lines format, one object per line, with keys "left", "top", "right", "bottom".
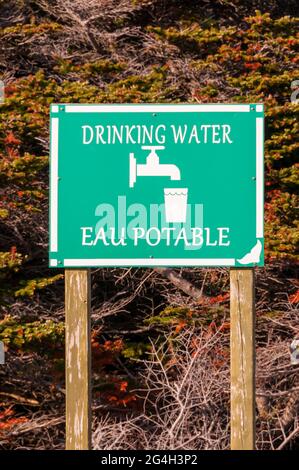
{"left": 137, "top": 163, "right": 181, "bottom": 180}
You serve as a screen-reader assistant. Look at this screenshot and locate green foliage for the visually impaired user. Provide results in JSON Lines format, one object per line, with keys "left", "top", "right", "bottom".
{"left": 106, "top": 67, "right": 178, "bottom": 102}
{"left": 0, "top": 251, "right": 24, "bottom": 273}
{"left": 0, "top": 22, "right": 62, "bottom": 37}
{"left": 122, "top": 342, "right": 151, "bottom": 360}
{"left": 15, "top": 274, "right": 64, "bottom": 297}
{"left": 0, "top": 4, "right": 297, "bottom": 448}
{"left": 0, "top": 8, "right": 297, "bottom": 332}
{"left": 265, "top": 190, "right": 299, "bottom": 260}
{"left": 0, "top": 316, "right": 64, "bottom": 350}
{"left": 145, "top": 13, "right": 299, "bottom": 261}
{"left": 0, "top": 208, "right": 9, "bottom": 219}
{"left": 145, "top": 306, "right": 190, "bottom": 325}
{"left": 0, "top": 154, "right": 48, "bottom": 184}
{"left": 54, "top": 59, "right": 127, "bottom": 80}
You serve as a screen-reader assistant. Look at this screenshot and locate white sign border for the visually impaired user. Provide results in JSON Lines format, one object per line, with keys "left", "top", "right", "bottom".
{"left": 49, "top": 103, "right": 264, "bottom": 267}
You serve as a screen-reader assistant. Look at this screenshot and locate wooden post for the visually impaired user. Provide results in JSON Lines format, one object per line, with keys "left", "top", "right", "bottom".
{"left": 230, "top": 268, "right": 255, "bottom": 450}
{"left": 65, "top": 269, "right": 91, "bottom": 450}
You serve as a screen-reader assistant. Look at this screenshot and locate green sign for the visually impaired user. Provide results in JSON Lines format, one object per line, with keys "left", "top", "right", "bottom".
{"left": 49, "top": 103, "right": 264, "bottom": 268}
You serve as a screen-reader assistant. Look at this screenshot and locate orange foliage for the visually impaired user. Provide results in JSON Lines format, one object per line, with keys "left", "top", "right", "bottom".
{"left": 210, "top": 346, "right": 230, "bottom": 369}
{"left": 244, "top": 62, "right": 262, "bottom": 70}
{"left": 91, "top": 336, "right": 124, "bottom": 367}
{"left": 0, "top": 408, "right": 14, "bottom": 420}
{"left": 119, "top": 381, "right": 128, "bottom": 392}
{"left": 103, "top": 339, "right": 123, "bottom": 352}
{"left": 197, "top": 292, "right": 229, "bottom": 306}
{"left": 4, "top": 132, "right": 21, "bottom": 146}
{"left": 0, "top": 408, "right": 28, "bottom": 434}
{"left": 107, "top": 394, "right": 136, "bottom": 407}
{"left": 0, "top": 417, "right": 28, "bottom": 432}
{"left": 289, "top": 290, "right": 299, "bottom": 304}
{"left": 207, "top": 293, "right": 230, "bottom": 305}
{"left": 174, "top": 320, "right": 187, "bottom": 334}
{"left": 10, "top": 246, "right": 17, "bottom": 261}
{"left": 96, "top": 378, "right": 139, "bottom": 409}
{"left": 218, "top": 321, "right": 230, "bottom": 332}
{"left": 205, "top": 319, "right": 230, "bottom": 340}
{"left": 3, "top": 132, "right": 21, "bottom": 160}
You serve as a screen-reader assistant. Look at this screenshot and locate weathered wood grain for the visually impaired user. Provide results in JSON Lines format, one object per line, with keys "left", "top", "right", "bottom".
{"left": 230, "top": 268, "right": 255, "bottom": 450}
{"left": 65, "top": 269, "right": 91, "bottom": 450}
